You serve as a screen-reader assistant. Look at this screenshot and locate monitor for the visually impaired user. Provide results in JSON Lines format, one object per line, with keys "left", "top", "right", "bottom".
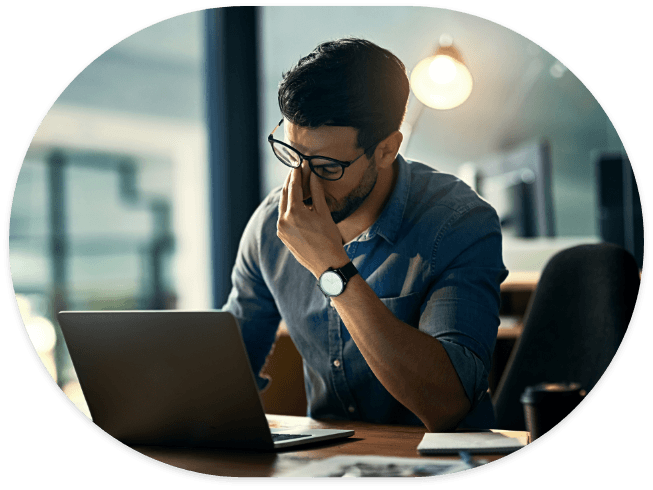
{"left": 475, "top": 140, "right": 555, "bottom": 238}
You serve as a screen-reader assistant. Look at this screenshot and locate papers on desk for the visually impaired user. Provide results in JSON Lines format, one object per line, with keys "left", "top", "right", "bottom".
{"left": 417, "top": 431, "right": 527, "bottom": 455}
{"left": 278, "top": 455, "right": 471, "bottom": 477}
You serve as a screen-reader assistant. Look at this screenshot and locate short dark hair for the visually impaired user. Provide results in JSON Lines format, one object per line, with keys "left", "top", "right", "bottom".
{"left": 278, "top": 38, "right": 410, "bottom": 157}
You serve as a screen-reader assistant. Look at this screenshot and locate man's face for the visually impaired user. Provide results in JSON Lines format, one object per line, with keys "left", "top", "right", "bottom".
{"left": 283, "top": 120, "right": 378, "bottom": 224}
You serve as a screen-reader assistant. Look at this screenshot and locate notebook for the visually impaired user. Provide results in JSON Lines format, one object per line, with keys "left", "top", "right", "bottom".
{"left": 417, "top": 431, "right": 527, "bottom": 455}
{"left": 56, "top": 310, "right": 354, "bottom": 450}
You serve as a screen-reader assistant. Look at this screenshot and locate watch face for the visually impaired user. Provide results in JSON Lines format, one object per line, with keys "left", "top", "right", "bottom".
{"left": 319, "top": 270, "right": 344, "bottom": 296}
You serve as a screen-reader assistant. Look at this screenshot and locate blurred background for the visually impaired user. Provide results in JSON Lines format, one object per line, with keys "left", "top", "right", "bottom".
{"left": 8, "top": 7, "right": 643, "bottom": 416}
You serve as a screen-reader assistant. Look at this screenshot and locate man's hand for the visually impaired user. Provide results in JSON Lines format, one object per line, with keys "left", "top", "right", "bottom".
{"left": 277, "top": 168, "right": 349, "bottom": 278}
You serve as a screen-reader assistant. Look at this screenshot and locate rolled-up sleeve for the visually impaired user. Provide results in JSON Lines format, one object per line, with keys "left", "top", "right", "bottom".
{"left": 419, "top": 203, "right": 508, "bottom": 408}
{"left": 221, "top": 199, "right": 281, "bottom": 391}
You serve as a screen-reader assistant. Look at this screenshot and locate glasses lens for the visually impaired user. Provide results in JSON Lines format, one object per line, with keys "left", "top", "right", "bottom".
{"left": 312, "top": 159, "right": 344, "bottom": 181}
{"left": 271, "top": 141, "right": 301, "bottom": 168}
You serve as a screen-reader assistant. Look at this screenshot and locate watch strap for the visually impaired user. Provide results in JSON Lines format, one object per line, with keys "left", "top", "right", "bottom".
{"left": 336, "top": 261, "right": 358, "bottom": 282}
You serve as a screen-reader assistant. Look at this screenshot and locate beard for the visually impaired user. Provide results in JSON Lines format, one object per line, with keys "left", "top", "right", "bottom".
{"left": 329, "top": 157, "right": 378, "bottom": 224}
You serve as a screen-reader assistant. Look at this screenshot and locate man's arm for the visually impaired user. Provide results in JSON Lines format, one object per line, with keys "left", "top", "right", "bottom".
{"left": 223, "top": 197, "right": 282, "bottom": 391}
{"left": 331, "top": 272, "right": 471, "bottom": 432}
{"left": 277, "top": 167, "right": 473, "bottom": 431}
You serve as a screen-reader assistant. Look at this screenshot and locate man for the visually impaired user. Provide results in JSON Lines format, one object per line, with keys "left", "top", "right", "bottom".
{"left": 223, "top": 38, "right": 508, "bottom": 431}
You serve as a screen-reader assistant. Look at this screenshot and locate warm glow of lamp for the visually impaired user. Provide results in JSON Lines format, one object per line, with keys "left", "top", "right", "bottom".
{"left": 410, "top": 38, "right": 473, "bottom": 110}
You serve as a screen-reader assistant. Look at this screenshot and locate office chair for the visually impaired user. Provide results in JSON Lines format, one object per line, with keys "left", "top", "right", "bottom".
{"left": 493, "top": 243, "right": 641, "bottom": 431}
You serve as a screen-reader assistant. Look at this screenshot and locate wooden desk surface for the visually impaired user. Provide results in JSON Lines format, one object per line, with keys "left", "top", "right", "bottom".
{"left": 132, "top": 415, "right": 529, "bottom": 477}
{"left": 501, "top": 271, "right": 540, "bottom": 292}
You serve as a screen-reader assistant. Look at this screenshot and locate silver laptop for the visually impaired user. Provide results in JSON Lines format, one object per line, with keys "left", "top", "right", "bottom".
{"left": 56, "top": 310, "right": 354, "bottom": 450}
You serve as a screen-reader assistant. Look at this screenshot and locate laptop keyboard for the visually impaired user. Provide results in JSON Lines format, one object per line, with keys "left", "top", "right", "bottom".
{"left": 271, "top": 433, "right": 312, "bottom": 442}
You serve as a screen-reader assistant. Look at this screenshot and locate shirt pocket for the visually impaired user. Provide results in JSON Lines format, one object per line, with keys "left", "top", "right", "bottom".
{"left": 378, "top": 292, "right": 422, "bottom": 328}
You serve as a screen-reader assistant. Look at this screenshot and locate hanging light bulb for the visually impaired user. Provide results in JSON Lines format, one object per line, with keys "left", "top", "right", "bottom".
{"left": 410, "top": 36, "right": 473, "bottom": 110}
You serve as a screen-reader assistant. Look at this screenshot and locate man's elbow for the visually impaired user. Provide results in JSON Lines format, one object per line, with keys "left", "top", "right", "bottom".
{"left": 421, "top": 393, "right": 471, "bottom": 433}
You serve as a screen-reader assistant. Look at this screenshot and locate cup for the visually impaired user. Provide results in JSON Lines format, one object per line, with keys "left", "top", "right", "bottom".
{"left": 520, "top": 382, "right": 586, "bottom": 440}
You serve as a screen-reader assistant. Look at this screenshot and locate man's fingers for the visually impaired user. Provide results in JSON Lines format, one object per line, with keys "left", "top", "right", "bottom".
{"left": 287, "top": 167, "right": 303, "bottom": 206}
{"left": 309, "top": 172, "right": 328, "bottom": 215}
{"left": 279, "top": 171, "right": 291, "bottom": 216}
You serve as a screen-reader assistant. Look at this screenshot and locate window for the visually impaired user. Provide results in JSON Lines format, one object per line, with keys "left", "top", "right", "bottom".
{"left": 9, "top": 11, "right": 210, "bottom": 413}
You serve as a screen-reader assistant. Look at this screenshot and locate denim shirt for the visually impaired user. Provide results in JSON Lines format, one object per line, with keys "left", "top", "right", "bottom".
{"left": 223, "top": 155, "right": 508, "bottom": 429}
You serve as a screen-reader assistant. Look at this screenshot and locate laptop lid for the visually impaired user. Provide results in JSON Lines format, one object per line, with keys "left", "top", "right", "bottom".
{"left": 57, "top": 310, "right": 281, "bottom": 450}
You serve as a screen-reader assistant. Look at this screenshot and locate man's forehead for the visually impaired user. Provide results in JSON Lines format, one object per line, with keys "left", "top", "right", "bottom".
{"left": 284, "top": 119, "right": 359, "bottom": 154}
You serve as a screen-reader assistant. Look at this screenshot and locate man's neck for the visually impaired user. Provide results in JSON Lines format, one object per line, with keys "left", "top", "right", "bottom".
{"left": 337, "top": 159, "right": 399, "bottom": 244}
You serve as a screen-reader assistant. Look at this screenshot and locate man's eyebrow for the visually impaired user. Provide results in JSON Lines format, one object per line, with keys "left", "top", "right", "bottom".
{"left": 282, "top": 125, "right": 343, "bottom": 157}
{"left": 286, "top": 139, "right": 335, "bottom": 158}
{"left": 286, "top": 140, "right": 310, "bottom": 154}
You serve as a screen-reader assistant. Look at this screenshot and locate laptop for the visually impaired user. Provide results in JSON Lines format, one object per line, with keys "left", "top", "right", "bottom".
{"left": 56, "top": 310, "right": 354, "bottom": 450}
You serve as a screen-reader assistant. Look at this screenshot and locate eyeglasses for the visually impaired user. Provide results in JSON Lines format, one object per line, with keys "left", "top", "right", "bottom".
{"left": 267, "top": 119, "right": 377, "bottom": 181}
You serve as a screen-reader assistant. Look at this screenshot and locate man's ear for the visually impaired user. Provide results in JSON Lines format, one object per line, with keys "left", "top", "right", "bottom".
{"left": 374, "top": 131, "right": 403, "bottom": 169}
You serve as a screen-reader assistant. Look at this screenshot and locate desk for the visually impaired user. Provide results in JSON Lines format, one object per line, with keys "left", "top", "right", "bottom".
{"left": 500, "top": 271, "right": 539, "bottom": 319}
{"left": 132, "top": 415, "right": 530, "bottom": 477}
{"left": 491, "top": 271, "right": 539, "bottom": 393}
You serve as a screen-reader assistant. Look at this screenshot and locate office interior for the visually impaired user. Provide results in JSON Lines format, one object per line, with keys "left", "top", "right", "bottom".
{"left": 9, "top": 7, "right": 643, "bottom": 428}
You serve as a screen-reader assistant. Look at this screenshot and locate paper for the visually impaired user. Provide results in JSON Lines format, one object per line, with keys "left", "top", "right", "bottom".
{"left": 417, "top": 431, "right": 526, "bottom": 454}
{"left": 278, "top": 455, "right": 472, "bottom": 477}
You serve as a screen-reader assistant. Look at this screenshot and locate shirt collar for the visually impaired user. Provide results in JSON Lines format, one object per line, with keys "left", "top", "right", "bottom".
{"left": 364, "top": 153, "right": 411, "bottom": 245}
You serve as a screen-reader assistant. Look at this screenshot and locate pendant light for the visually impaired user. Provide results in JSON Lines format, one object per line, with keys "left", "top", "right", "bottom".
{"left": 410, "top": 35, "right": 473, "bottom": 110}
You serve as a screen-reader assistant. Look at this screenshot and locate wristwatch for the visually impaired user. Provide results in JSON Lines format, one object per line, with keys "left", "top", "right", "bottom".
{"left": 318, "top": 261, "right": 358, "bottom": 298}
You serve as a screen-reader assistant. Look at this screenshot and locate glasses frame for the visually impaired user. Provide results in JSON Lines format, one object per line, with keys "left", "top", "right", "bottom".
{"left": 267, "top": 119, "right": 378, "bottom": 181}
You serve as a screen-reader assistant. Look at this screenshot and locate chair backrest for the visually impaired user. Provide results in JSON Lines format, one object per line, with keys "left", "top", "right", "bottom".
{"left": 493, "top": 243, "right": 641, "bottom": 430}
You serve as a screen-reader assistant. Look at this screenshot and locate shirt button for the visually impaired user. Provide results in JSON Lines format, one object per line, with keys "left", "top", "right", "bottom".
{"left": 333, "top": 359, "right": 341, "bottom": 368}
{"left": 348, "top": 406, "right": 356, "bottom": 413}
